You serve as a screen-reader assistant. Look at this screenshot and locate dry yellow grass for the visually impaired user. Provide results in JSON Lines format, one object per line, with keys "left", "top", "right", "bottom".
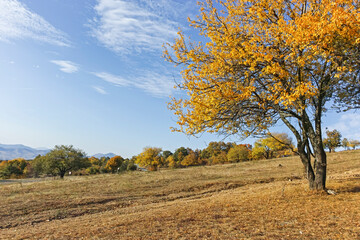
{"left": 1, "top": 150, "right": 360, "bottom": 239}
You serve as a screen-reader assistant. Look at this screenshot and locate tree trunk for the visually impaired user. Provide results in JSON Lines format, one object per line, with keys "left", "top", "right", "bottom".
{"left": 298, "top": 149, "right": 316, "bottom": 188}
{"left": 59, "top": 171, "right": 65, "bottom": 179}
{"left": 311, "top": 146, "right": 327, "bottom": 190}
{"left": 301, "top": 95, "right": 327, "bottom": 191}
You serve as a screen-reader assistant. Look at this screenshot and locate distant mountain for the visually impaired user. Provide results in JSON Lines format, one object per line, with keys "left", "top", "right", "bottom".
{"left": 0, "top": 144, "right": 50, "bottom": 160}
{"left": 92, "top": 153, "right": 117, "bottom": 159}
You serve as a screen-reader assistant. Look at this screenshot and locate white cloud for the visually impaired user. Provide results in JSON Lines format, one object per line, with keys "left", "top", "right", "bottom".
{"left": 93, "top": 71, "right": 174, "bottom": 97}
{"left": 92, "top": 86, "right": 108, "bottom": 95}
{"left": 51, "top": 60, "right": 79, "bottom": 73}
{"left": 90, "top": 0, "right": 179, "bottom": 54}
{"left": 327, "top": 113, "right": 360, "bottom": 140}
{"left": 93, "top": 72, "right": 131, "bottom": 86}
{"left": 0, "top": 0, "right": 70, "bottom": 46}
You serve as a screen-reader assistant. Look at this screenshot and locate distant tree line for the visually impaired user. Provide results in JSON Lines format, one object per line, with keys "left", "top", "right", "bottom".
{"left": 322, "top": 129, "right": 360, "bottom": 153}
{"left": 0, "top": 145, "right": 137, "bottom": 179}
{"left": 135, "top": 133, "right": 295, "bottom": 170}
{"left": 1, "top": 131, "right": 359, "bottom": 179}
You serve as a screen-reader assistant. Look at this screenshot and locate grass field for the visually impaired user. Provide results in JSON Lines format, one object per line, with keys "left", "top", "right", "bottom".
{"left": 1, "top": 150, "right": 360, "bottom": 239}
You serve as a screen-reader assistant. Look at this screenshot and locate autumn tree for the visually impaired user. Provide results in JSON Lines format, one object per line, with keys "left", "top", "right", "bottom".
{"left": 162, "top": 150, "right": 173, "bottom": 161}
{"left": 164, "top": 0, "right": 360, "bottom": 190}
{"left": 166, "top": 155, "right": 177, "bottom": 168}
{"left": 0, "top": 158, "right": 27, "bottom": 179}
{"left": 203, "top": 141, "right": 232, "bottom": 164}
{"left": 199, "top": 148, "right": 211, "bottom": 162}
{"left": 89, "top": 156, "right": 102, "bottom": 166}
{"left": 43, "top": 145, "right": 89, "bottom": 178}
{"left": 86, "top": 156, "right": 102, "bottom": 174}
{"left": 0, "top": 161, "right": 8, "bottom": 179}
{"left": 252, "top": 133, "right": 294, "bottom": 159}
{"left": 135, "top": 147, "right": 164, "bottom": 171}
{"left": 206, "top": 142, "right": 232, "bottom": 156}
{"left": 181, "top": 149, "right": 200, "bottom": 166}
{"left": 105, "top": 156, "right": 125, "bottom": 173}
{"left": 169, "top": 147, "right": 189, "bottom": 167}
{"left": 323, "top": 129, "right": 342, "bottom": 152}
{"left": 227, "top": 144, "right": 251, "bottom": 162}
{"left": 349, "top": 139, "right": 360, "bottom": 150}
{"left": 99, "top": 156, "right": 110, "bottom": 173}
{"left": 341, "top": 138, "right": 350, "bottom": 150}
{"left": 173, "top": 147, "right": 188, "bottom": 162}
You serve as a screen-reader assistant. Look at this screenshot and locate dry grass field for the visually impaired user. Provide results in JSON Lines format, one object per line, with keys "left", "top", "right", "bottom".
{"left": 1, "top": 150, "right": 360, "bottom": 239}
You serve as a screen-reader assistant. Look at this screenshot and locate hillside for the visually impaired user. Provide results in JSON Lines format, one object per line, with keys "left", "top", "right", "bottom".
{"left": 0, "top": 150, "right": 359, "bottom": 239}
{"left": 0, "top": 143, "right": 117, "bottom": 160}
{"left": 0, "top": 144, "right": 49, "bottom": 160}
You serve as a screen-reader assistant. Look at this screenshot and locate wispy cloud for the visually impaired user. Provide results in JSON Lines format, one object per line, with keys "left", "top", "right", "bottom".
{"left": 92, "top": 86, "right": 108, "bottom": 95}
{"left": 93, "top": 71, "right": 175, "bottom": 97}
{"left": 93, "top": 72, "right": 131, "bottom": 86}
{"left": 51, "top": 60, "right": 79, "bottom": 73}
{"left": 90, "top": 0, "right": 180, "bottom": 54}
{"left": 0, "top": 0, "right": 70, "bottom": 46}
{"left": 327, "top": 113, "right": 360, "bottom": 140}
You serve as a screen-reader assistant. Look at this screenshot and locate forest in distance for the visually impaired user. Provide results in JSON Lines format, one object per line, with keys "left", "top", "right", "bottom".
{"left": 1, "top": 129, "right": 359, "bottom": 180}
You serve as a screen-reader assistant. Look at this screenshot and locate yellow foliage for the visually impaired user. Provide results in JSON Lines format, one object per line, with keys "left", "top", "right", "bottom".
{"left": 164, "top": 0, "right": 360, "bottom": 137}
{"left": 105, "top": 156, "right": 124, "bottom": 173}
{"left": 181, "top": 151, "right": 200, "bottom": 167}
{"left": 252, "top": 133, "right": 294, "bottom": 159}
{"left": 166, "top": 155, "right": 177, "bottom": 168}
{"left": 135, "top": 147, "right": 163, "bottom": 171}
{"left": 89, "top": 157, "right": 101, "bottom": 166}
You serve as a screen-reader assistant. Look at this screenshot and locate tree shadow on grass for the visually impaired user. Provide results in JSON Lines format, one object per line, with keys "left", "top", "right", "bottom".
{"left": 346, "top": 186, "right": 360, "bottom": 193}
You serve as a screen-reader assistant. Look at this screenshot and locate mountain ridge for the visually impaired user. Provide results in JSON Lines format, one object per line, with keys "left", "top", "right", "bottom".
{"left": 0, "top": 144, "right": 50, "bottom": 160}
{"left": 0, "top": 144, "right": 118, "bottom": 160}
{"left": 92, "top": 153, "right": 117, "bottom": 159}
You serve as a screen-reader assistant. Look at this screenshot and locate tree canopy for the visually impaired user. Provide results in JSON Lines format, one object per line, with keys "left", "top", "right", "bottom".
{"left": 165, "top": 0, "right": 360, "bottom": 190}
{"left": 135, "top": 147, "right": 163, "bottom": 171}
{"left": 349, "top": 139, "right": 360, "bottom": 149}
{"left": 105, "top": 156, "right": 125, "bottom": 173}
{"left": 227, "top": 144, "right": 250, "bottom": 162}
{"left": 323, "top": 129, "right": 342, "bottom": 152}
{"left": 252, "top": 133, "right": 294, "bottom": 159}
{"left": 43, "top": 145, "right": 89, "bottom": 178}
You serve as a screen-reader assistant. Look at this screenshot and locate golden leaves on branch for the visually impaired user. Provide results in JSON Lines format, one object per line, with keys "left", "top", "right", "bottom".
{"left": 164, "top": 0, "right": 360, "bottom": 135}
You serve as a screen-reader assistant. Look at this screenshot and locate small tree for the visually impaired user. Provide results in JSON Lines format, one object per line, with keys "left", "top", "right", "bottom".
{"left": 0, "top": 158, "right": 27, "bottom": 179}
{"left": 0, "top": 161, "right": 10, "bottom": 179}
{"left": 43, "top": 145, "right": 89, "bottom": 179}
{"left": 135, "top": 147, "right": 163, "bottom": 171}
{"left": 181, "top": 150, "right": 200, "bottom": 167}
{"left": 162, "top": 150, "right": 173, "bottom": 160}
{"left": 342, "top": 138, "right": 350, "bottom": 150}
{"left": 166, "top": 155, "right": 177, "bottom": 168}
{"left": 323, "top": 129, "right": 342, "bottom": 152}
{"left": 349, "top": 139, "right": 360, "bottom": 150}
{"left": 252, "top": 133, "right": 294, "bottom": 159}
{"left": 105, "top": 156, "right": 124, "bottom": 173}
{"left": 31, "top": 155, "right": 46, "bottom": 178}
{"left": 205, "top": 142, "right": 232, "bottom": 158}
{"left": 227, "top": 145, "right": 250, "bottom": 162}
{"left": 173, "top": 147, "right": 188, "bottom": 164}
{"left": 89, "top": 156, "right": 101, "bottom": 166}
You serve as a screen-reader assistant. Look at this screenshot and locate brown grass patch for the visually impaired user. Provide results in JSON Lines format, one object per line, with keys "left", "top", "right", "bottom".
{"left": 1, "top": 150, "right": 359, "bottom": 239}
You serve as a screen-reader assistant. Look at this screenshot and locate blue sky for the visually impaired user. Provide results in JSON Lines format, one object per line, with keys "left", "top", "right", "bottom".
{"left": 0, "top": 0, "right": 359, "bottom": 158}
